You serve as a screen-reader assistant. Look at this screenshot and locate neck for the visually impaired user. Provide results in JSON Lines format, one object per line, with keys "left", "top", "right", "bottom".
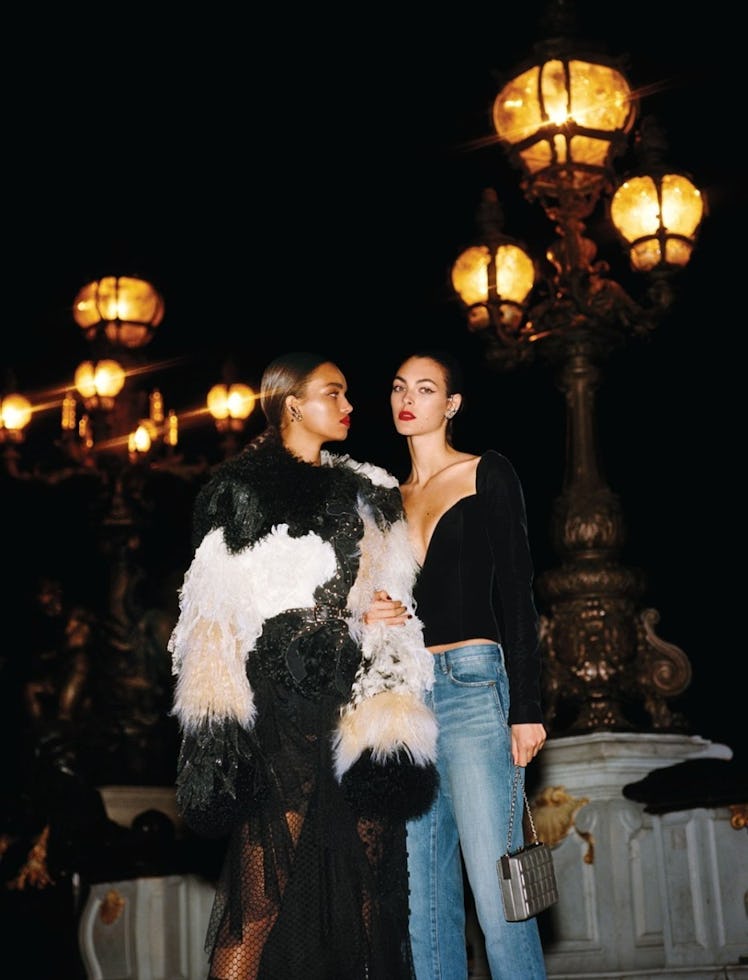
{"left": 405, "top": 431, "right": 456, "bottom": 483}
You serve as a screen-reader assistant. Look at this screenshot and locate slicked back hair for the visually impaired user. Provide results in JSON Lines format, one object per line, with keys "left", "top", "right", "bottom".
{"left": 260, "top": 351, "right": 332, "bottom": 429}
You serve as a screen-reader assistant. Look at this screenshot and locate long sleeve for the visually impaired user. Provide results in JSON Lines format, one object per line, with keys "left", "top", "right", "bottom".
{"left": 334, "top": 478, "right": 439, "bottom": 819}
{"left": 169, "top": 525, "right": 264, "bottom": 837}
{"left": 478, "top": 451, "right": 544, "bottom": 726}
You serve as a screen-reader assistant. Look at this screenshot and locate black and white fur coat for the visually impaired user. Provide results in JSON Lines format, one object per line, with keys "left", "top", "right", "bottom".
{"left": 169, "top": 433, "right": 438, "bottom": 832}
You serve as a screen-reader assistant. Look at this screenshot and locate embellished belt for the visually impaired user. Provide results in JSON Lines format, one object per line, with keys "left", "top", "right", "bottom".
{"left": 286, "top": 604, "right": 350, "bottom": 624}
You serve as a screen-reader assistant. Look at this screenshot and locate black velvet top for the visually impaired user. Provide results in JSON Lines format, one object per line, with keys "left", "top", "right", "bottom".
{"left": 413, "top": 450, "right": 544, "bottom": 726}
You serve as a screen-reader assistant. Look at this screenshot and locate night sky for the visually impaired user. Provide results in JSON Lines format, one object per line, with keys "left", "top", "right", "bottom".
{"left": 6, "top": 3, "right": 744, "bottom": 760}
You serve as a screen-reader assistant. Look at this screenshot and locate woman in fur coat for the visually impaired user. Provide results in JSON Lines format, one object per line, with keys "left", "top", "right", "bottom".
{"left": 169, "top": 351, "right": 439, "bottom": 979}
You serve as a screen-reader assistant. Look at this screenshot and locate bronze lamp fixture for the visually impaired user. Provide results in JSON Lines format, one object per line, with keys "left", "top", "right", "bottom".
{"left": 451, "top": 2, "right": 704, "bottom": 735}
{"left": 2, "top": 273, "right": 258, "bottom": 786}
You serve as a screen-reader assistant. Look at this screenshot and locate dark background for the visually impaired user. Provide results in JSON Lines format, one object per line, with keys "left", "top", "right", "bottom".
{"left": 4, "top": 1, "right": 744, "bottom": 763}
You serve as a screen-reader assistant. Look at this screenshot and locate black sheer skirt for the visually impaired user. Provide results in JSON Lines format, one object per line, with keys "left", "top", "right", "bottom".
{"left": 205, "top": 624, "right": 415, "bottom": 980}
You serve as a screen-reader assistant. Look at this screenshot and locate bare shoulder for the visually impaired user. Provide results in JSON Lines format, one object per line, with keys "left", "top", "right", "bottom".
{"left": 447, "top": 453, "right": 480, "bottom": 494}
{"left": 401, "top": 453, "right": 480, "bottom": 512}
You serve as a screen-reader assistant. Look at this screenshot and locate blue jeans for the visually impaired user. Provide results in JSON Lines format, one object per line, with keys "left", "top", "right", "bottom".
{"left": 406, "top": 643, "right": 547, "bottom": 980}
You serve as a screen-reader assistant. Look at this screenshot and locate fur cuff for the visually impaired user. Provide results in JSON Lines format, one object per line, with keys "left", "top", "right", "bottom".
{"left": 332, "top": 689, "right": 438, "bottom": 782}
{"left": 341, "top": 750, "right": 438, "bottom": 820}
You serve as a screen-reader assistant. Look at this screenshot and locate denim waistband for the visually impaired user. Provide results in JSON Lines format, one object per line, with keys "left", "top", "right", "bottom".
{"left": 432, "top": 641, "right": 501, "bottom": 668}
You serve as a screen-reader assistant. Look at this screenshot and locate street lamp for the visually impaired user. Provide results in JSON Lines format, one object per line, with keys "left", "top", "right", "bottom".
{"left": 2, "top": 273, "right": 258, "bottom": 789}
{"left": 73, "top": 275, "right": 165, "bottom": 349}
{"left": 451, "top": 2, "right": 704, "bottom": 734}
{"left": 5, "top": 274, "right": 257, "bottom": 474}
{"left": 207, "top": 381, "right": 257, "bottom": 457}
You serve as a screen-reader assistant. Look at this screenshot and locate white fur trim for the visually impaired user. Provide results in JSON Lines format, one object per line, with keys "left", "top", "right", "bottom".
{"left": 346, "top": 512, "right": 434, "bottom": 704}
{"left": 170, "top": 526, "right": 337, "bottom": 730}
{"left": 334, "top": 506, "right": 436, "bottom": 776}
{"left": 332, "top": 690, "right": 438, "bottom": 781}
{"left": 322, "top": 451, "right": 399, "bottom": 490}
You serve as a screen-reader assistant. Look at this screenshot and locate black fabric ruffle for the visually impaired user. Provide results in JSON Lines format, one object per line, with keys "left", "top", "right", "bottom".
{"left": 175, "top": 719, "right": 260, "bottom": 838}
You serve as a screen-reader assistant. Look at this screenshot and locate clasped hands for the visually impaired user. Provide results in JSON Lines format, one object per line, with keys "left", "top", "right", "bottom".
{"left": 362, "top": 589, "right": 411, "bottom": 626}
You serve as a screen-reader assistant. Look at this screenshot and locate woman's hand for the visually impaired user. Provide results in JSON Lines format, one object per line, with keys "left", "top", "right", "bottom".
{"left": 511, "top": 722, "right": 547, "bottom": 768}
{"left": 362, "top": 589, "right": 411, "bottom": 627}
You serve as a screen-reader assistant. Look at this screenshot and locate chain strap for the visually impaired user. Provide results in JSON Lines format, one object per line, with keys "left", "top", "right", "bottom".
{"left": 505, "top": 765, "right": 539, "bottom": 853}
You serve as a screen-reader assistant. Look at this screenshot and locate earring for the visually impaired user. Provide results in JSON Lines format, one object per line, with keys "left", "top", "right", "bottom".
{"left": 445, "top": 409, "right": 456, "bottom": 420}
{"left": 290, "top": 406, "right": 303, "bottom": 422}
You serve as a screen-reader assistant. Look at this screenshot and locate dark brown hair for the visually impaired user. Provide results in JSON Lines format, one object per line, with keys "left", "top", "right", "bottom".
{"left": 260, "top": 351, "right": 332, "bottom": 429}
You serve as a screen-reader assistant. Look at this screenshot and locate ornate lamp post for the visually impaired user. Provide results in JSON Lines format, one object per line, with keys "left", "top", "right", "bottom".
{"left": 451, "top": 2, "right": 705, "bottom": 735}
{"left": 3, "top": 273, "right": 258, "bottom": 787}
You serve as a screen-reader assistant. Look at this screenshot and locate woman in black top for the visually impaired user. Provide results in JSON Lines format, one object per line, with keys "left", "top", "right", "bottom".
{"left": 391, "top": 349, "right": 547, "bottom": 980}
{"left": 170, "top": 351, "right": 438, "bottom": 979}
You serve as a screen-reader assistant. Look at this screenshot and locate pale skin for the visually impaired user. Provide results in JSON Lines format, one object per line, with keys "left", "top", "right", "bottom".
{"left": 390, "top": 355, "right": 546, "bottom": 767}
{"left": 282, "top": 361, "right": 409, "bottom": 627}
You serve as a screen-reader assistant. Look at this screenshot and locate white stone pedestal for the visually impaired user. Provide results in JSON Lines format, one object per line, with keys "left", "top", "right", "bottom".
{"left": 80, "top": 786, "right": 214, "bottom": 979}
{"left": 78, "top": 874, "right": 214, "bottom": 980}
{"left": 534, "top": 732, "right": 748, "bottom": 979}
